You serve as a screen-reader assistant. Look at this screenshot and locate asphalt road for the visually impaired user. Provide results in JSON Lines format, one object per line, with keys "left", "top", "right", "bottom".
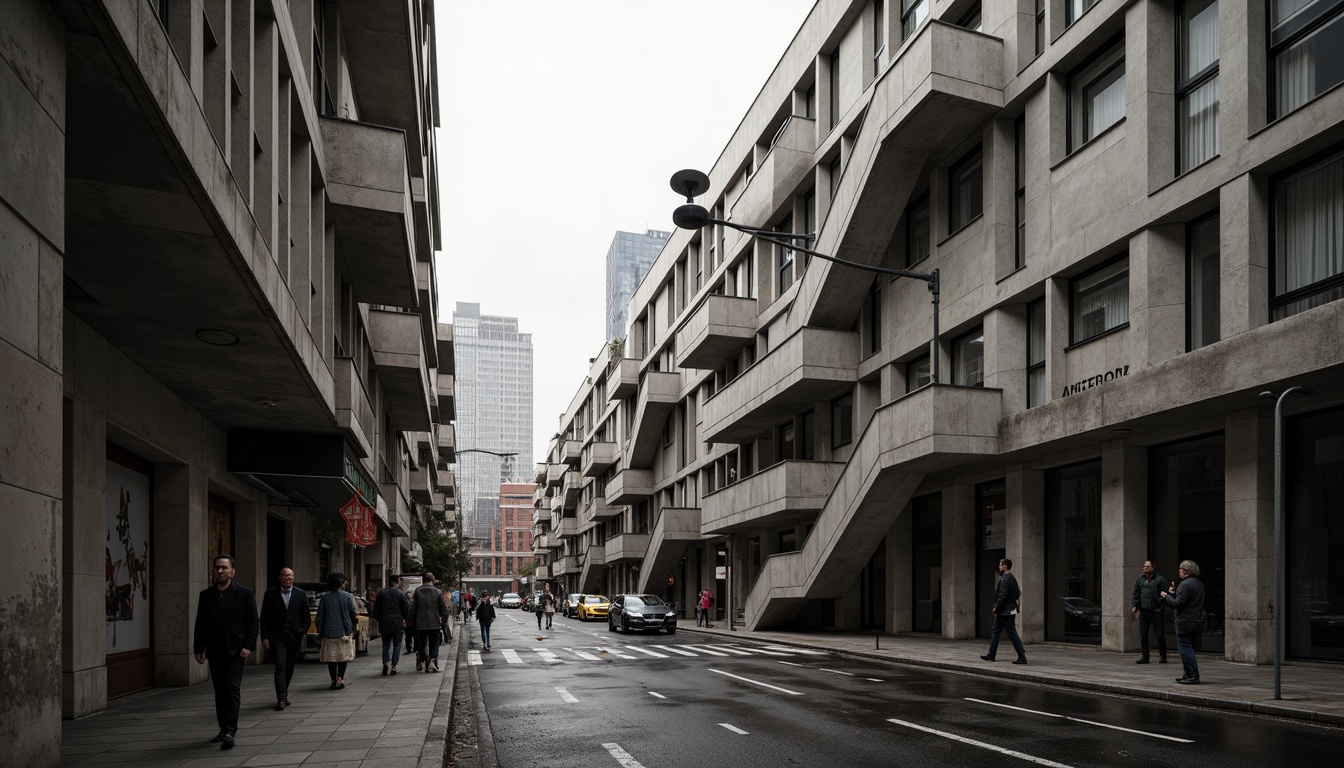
{"left": 463, "top": 611, "right": 1343, "bottom": 768}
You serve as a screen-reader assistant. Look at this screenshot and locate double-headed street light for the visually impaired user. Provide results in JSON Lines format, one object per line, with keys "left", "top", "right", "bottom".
{"left": 670, "top": 169, "right": 944, "bottom": 383}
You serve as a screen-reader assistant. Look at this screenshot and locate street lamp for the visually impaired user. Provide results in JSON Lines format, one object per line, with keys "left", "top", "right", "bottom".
{"left": 1259, "top": 386, "right": 1307, "bottom": 700}
{"left": 670, "top": 169, "right": 944, "bottom": 383}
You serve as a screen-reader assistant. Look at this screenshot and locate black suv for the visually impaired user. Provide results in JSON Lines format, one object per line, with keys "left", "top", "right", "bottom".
{"left": 607, "top": 594, "right": 677, "bottom": 634}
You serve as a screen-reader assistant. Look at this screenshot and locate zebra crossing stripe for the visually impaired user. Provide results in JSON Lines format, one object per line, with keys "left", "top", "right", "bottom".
{"left": 502, "top": 649, "right": 524, "bottom": 664}
{"left": 763, "top": 645, "right": 824, "bottom": 655}
{"left": 651, "top": 645, "right": 698, "bottom": 657}
{"left": 683, "top": 645, "right": 731, "bottom": 656}
{"left": 567, "top": 647, "right": 603, "bottom": 661}
{"left": 596, "top": 646, "right": 639, "bottom": 659}
{"left": 722, "top": 645, "right": 791, "bottom": 656}
{"left": 468, "top": 650, "right": 482, "bottom": 666}
{"left": 555, "top": 686, "right": 579, "bottom": 704}
{"left": 534, "top": 648, "right": 562, "bottom": 663}
{"left": 714, "top": 646, "right": 754, "bottom": 656}
{"left": 624, "top": 645, "right": 670, "bottom": 658}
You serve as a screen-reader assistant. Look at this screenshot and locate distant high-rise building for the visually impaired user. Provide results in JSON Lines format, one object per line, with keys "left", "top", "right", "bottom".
{"left": 605, "top": 229, "right": 670, "bottom": 342}
{"left": 453, "top": 303, "right": 534, "bottom": 542}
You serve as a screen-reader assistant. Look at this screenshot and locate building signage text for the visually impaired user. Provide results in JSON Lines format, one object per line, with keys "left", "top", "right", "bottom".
{"left": 1061, "top": 366, "right": 1130, "bottom": 397}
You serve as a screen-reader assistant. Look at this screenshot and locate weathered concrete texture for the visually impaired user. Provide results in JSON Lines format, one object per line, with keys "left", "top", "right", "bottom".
{"left": 1223, "top": 407, "right": 1276, "bottom": 664}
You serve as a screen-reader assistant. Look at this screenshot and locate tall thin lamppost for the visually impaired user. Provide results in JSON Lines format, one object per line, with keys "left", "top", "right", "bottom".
{"left": 1260, "top": 386, "right": 1305, "bottom": 700}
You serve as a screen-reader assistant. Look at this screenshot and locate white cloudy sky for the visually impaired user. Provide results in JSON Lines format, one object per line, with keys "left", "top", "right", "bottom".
{"left": 435, "top": 0, "right": 816, "bottom": 461}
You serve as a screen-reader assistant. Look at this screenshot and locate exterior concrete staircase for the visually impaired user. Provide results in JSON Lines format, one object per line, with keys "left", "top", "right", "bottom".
{"left": 636, "top": 507, "right": 702, "bottom": 595}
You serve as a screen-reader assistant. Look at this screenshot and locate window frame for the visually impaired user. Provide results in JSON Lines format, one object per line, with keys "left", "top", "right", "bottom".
{"left": 1270, "top": 146, "right": 1344, "bottom": 319}
{"left": 1176, "top": 0, "right": 1220, "bottom": 174}
{"left": 904, "top": 193, "right": 931, "bottom": 268}
{"left": 952, "top": 328, "right": 985, "bottom": 387}
{"left": 831, "top": 394, "right": 854, "bottom": 448}
{"left": 1014, "top": 116, "right": 1027, "bottom": 269}
{"left": 948, "top": 145, "right": 984, "bottom": 234}
{"left": 1186, "top": 212, "right": 1221, "bottom": 350}
{"left": 1027, "top": 299, "right": 1046, "bottom": 407}
{"left": 777, "top": 214, "right": 796, "bottom": 295}
{"left": 900, "top": 0, "right": 929, "bottom": 43}
{"left": 1067, "top": 37, "right": 1127, "bottom": 153}
{"left": 1066, "top": 0, "right": 1100, "bottom": 27}
{"left": 906, "top": 354, "right": 931, "bottom": 393}
{"left": 1069, "top": 255, "right": 1131, "bottom": 345}
{"left": 1268, "top": 0, "right": 1344, "bottom": 119}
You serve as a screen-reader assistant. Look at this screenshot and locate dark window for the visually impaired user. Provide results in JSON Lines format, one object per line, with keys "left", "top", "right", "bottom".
{"left": 874, "top": 0, "right": 886, "bottom": 61}
{"left": 1069, "top": 39, "right": 1126, "bottom": 152}
{"left": 1035, "top": 0, "right": 1046, "bottom": 55}
{"left": 805, "top": 84, "right": 817, "bottom": 118}
{"left": 829, "top": 51, "right": 840, "bottom": 130}
{"left": 911, "top": 494, "right": 941, "bottom": 633}
{"left": 905, "top": 194, "right": 930, "bottom": 267}
{"left": 1272, "top": 147, "right": 1344, "bottom": 319}
{"left": 313, "top": 1, "right": 334, "bottom": 115}
{"left": 1070, "top": 257, "right": 1129, "bottom": 343}
{"left": 830, "top": 155, "right": 843, "bottom": 200}
{"left": 865, "top": 280, "right": 882, "bottom": 356}
{"left": 1286, "top": 406, "right": 1344, "bottom": 661}
{"left": 949, "top": 146, "right": 983, "bottom": 233}
{"left": 958, "top": 3, "right": 982, "bottom": 31}
{"left": 1027, "top": 300, "right": 1046, "bottom": 407}
{"left": 778, "top": 422, "right": 796, "bottom": 461}
{"left": 1270, "top": 0, "right": 1344, "bottom": 118}
{"left": 901, "top": 0, "right": 929, "bottom": 41}
{"left": 800, "top": 411, "right": 815, "bottom": 461}
{"left": 906, "top": 355, "right": 931, "bottom": 393}
{"left": 831, "top": 394, "right": 854, "bottom": 448}
{"left": 1066, "top": 0, "right": 1100, "bottom": 26}
{"left": 1046, "top": 460, "right": 1102, "bottom": 645}
{"left": 1178, "top": 0, "right": 1220, "bottom": 172}
{"left": 953, "top": 328, "right": 985, "bottom": 387}
{"left": 1187, "top": 213, "right": 1221, "bottom": 349}
{"left": 1015, "top": 117, "right": 1026, "bottom": 269}
{"left": 777, "top": 214, "right": 795, "bottom": 294}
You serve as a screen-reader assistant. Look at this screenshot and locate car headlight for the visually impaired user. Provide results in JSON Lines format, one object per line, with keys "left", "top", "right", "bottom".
{"left": 666, "top": 612, "right": 676, "bottom": 618}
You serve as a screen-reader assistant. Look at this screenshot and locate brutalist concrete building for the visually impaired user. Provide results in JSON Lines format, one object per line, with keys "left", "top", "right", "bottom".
{"left": 1, "top": 1, "right": 454, "bottom": 760}
{"left": 534, "top": 0, "right": 1344, "bottom": 670}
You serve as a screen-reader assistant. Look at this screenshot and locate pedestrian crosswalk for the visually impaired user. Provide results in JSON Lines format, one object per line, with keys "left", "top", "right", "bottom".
{"left": 467, "top": 643, "right": 827, "bottom": 666}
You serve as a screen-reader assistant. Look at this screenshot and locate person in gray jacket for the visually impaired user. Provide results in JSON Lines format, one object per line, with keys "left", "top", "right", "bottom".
{"left": 1160, "top": 559, "right": 1206, "bottom": 684}
{"left": 409, "top": 572, "right": 450, "bottom": 673}
{"left": 314, "top": 572, "right": 356, "bottom": 690}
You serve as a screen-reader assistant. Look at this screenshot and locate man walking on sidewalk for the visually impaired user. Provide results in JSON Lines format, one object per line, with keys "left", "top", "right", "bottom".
{"left": 259, "top": 567, "right": 307, "bottom": 710}
{"left": 1131, "top": 560, "right": 1168, "bottom": 664}
{"left": 410, "top": 572, "right": 450, "bottom": 673}
{"left": 376, "top": 575, "right": 411, "bottom": 675}
{"left": 193, "top": 554, "right": 259, "bottom": 750}
{"left": 980, "top": 558, "right": 1027, "bottom": 665}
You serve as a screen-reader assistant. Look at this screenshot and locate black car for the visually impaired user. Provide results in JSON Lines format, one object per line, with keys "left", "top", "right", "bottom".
{"left": 608, "top": 594, "right": 677, "bottom": 634}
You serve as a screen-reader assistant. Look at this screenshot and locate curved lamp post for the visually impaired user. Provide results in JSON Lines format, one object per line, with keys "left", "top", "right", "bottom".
{"left": 1259, "top": 386, "right": 1306, "bottom": 700}
{"left": 670, "top": 169, "right": 944, "bottom": 383}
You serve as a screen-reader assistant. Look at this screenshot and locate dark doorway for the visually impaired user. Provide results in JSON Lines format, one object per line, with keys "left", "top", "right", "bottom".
{"left": 1046, "top": 461, "right": 1103, "bottom": 645}
{"left": 1150, "top": 434, "right": 1225, "bottom": 654}
{"left": 912, "top": 494, "right": 942, "bottom": 633}
{"left": 859, "top": 537, "right": 886, "bottom": 629}
{"left": 976, "top": 480, "right": 1007, "bottom": 638}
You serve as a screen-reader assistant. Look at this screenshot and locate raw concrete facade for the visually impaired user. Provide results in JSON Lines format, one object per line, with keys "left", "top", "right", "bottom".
{"left": 0, "top": 1, "right": 454, "bottom": 762}
{"left": 535, "top": 0, "right": 1344, "bottom": 667}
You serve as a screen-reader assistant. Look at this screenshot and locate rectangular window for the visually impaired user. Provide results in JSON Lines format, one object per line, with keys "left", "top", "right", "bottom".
{"left": 805, "top": 84, "right": 816, "bottom": 118}
{"left": 1069, "top": 39, "right": 1125, "bottom": 152}
{"left": 1015, "top": 116, "right": 1027, "bottom": 269}
{"left": 313, "top": 1, "right": 334, "bottom": 115}
{"left": 949, "top": 146, "right": 983, "bottom": 233}
{"left": 803, "top": 189, "right": 816, "bottom": 267}
{"left": 865, "top": 280, "right": 882, "bottom": 356}
{"left": 874, "top": 0, "right": 886, "bottom": 61}
{"left": 901, "top": 0, "right": 928, "bottom": 42}
{"left": 953, "top": 329, "right": 985, "bottom": 387}
{"left": 778, "top": 422, "right": 796, "bottom": 461}
{"left": 1178, "top": 0, "right": 1220, "bottom": 173}
{"left": 1035, "top": 0, "right": 1046, "bottom": 56}
{"left": 800, "top": 411, "right": 816, "bottom": 461}
{"left": 831, "top": 394, "right": 854, "bottom": 448}
{"left": 1027, "top": 300, "right": 1046, "bottom": 407}
{"left": 828, "top": 51, "right": 840, "bottom": 130}
{"left": 1070, "top": 257, "right": 1130, "bottom": 343}
{"left": 1270, "top": 0, "right": 1344, "bottom": 118}
{"left": 905, "top": 194, "right": 930, "bottom": 267}
{"left": 830, "top": 155, "right": 843, "bottom": 200}
{"left": 907, "top": 355, "right": 931, "bottom": 393}
{"left": 1188, "top": 214, "right": 1221, "bottom": 349}
{"left": 777, "top": 214, "right": 795, "bottom": 294}
{"left": 1273, "top": 149, "right": 1344, "bottom": 319}
{"left": 1066, "top": 0, "right": 1099, "bottom": 26}
{"left": 959, "top": 3, "right": 983, "bottom": 32}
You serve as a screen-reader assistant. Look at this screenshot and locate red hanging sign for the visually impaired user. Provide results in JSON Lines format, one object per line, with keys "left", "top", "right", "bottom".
{"left": 358, "top": 502, "right": 378, "bottom": 547}
{"left": 341, "top": 497, "right": 365, "bottom": 546}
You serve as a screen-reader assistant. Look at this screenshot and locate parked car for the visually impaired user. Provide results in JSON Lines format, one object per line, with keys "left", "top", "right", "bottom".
{"left": 608, "top": 594, "right": 677, "bottom": 634}
{"left": 562, "top": 593, "right": 582, "bottom": 618}
{"left": 575, "top": 594, "right": 610, "bottom": 621}
{"left": 300, "top": 585, "right": 372, "bottom": 656}
{"left": 499, "top": 592, "right": 523, "bottom": 610}
{"left": 1060, "top": 596, "right": 1102, "bottom": 634}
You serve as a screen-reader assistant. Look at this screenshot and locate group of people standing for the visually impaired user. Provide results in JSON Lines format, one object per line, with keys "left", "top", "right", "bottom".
{"left": 980, "top": 556, "right": 1207, "bottom": 683}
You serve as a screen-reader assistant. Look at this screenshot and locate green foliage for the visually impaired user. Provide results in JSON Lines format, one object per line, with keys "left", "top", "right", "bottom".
{"left": 416, "top": 507, "right": 473, "bottom": 586}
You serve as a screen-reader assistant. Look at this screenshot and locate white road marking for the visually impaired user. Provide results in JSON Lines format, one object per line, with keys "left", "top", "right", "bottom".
{"left": 719, "top": 723, "right": 749, "bottom": 734}
{"left": 555, "top": 686, "right": 579, "bottom": 703}
{"left": 708, "top": 668, "right": 803, "bottom": 695}
{"left": 595, "top": 646, "right": 639, "bottom": 659}
{"left": 778, "top": 660, "right": 805, "bottom": 667}
{"left": 886, "top": 718, "right": 1077, "bottom": 767}
{"left": 602, "top": 742, "right": 647, "bottom": 768}
{"left": 652, "top": 645, "right": 698, "bottom": 657}
{"left": 501, "top": 649, "right": 524, "bottom": 664}
{"left": 819, "top": 668, "right": 855, "bottom": 676}
{"left": 648, "top": 691, "right": 667, "bottom": 699}
{"left": 963, "top": 698, "right": 1195, "bottom": 743}
{"left": 566, "top": 647, "right": 603, "bottom": 661}
{"left": 714, "top": 645, "right": 754, "bottom": 656}
{"left": 682, "top": 645, "right": 731, "bottom": 656}
{"left": 723, "top": 645, "right": 791, "bottom": 656}
{"left": 624, "top": 645, "right": 670, "bottom": 658}
{"left": 468, "top": 650, "right": 482, "bottom": 666}
{"left": 533, "top": 648, "right": 562, "bottom": 663}
{"left": 865, "top": 678, "right": 885, "bottom": 682}
{"left": 763, "top": 645, "right": 825, "bottom": 655}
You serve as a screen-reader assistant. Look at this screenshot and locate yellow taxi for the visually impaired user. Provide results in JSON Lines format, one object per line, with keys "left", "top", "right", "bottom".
{"left": 301, "top": 585, "right": 372, "bottom": 657}
{"left": 575, "top": 594, "right": 610, "bottom": 621}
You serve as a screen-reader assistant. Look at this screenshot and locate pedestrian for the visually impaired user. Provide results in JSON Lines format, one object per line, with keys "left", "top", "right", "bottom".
{"left": 980, "top": 558, "right": 1028, "bottom": 664}
{"left": 192, "top": 554, "right": 259, "bottom": 750}
{"left": 1160, "top": 559, "right": 1206, "bottom": 684}
{"left": 315, "top": 572, "right": 356, "bottom": 690}
{"left": 534, "top": 587, "right": 546, "bottom": 629}
{"left": 466, "top": 587, "right": 477, "bottom": 619}
{"left": 409, "top": 572, "right": 450, "bottom": 673}
{"left": 698, "top": 590, "right": 713, "bottom": 628}
{"left": 259, "top": 567, "right": 307, "bottom": 711}
{"left": 477, "top": 591, "right": 498, "bottom": 651}
{"left": 542, "top": 584, "right": 557, "bottom": 630}
{"left": 375, "top": 574, "right": 410, "bottom": 675}
{"left": 1130, "top": 560, "right": 1168, "bottom": 664}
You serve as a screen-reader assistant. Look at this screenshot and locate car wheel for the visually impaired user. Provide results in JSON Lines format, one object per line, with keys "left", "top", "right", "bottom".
{"left": 665, "top": 627, "right": 676, "bottom": 635}
{"left": 621, "top": 617, "right": 629, "bottom": 634}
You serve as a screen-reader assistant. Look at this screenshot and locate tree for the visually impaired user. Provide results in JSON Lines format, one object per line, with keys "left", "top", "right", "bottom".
{"left": 416, "top": 507, "right": 473, "bottom": 586}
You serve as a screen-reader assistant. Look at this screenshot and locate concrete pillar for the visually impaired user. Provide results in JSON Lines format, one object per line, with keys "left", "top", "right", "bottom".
{"left": 1224, "top": 407, "right": 1274, "bottom": 663}
{"left": 942, "top": 484, "right": 976, "bottom": 638}
{"left": 1130, "top": 226, "right": 1186, "bottom": 368}
{"left": 153, "top": 463, "right": 210, "bottom": 686}
{"left": 1101, "top": 442, "right": 1148, "bottom": 653}
{"left": 984, "top": 305, "right": 1025, "bottom": 408}
{"left": 1006, "top": 467, "right": 1045, "bottom": 644}
{"left": 61, "top": 401, "right": 107, "bottom": 718}
{"left": 1219, "top": 174, "right": 1271, "bottom": 338}
{"left": 888, "top": 503, "right": 912, "bottom": 634}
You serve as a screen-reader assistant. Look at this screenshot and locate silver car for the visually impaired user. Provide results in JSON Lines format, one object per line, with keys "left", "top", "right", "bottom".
{"left": 499, "top": 592, "right": 523, "bottom": 609}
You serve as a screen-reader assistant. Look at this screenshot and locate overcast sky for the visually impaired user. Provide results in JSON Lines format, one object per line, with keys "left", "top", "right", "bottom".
{"left": 435, "top": 0, "right": 816, "bottom": 461}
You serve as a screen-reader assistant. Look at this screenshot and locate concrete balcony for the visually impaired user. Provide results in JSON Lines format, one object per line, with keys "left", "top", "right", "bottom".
{"left": 533, "top": 464, "right": 548, "bottom": 485}
{"left": 434, "top": 467, "right": 454, "bottom": 494}
{"left": 320, "top": 117, "right": 417, "bottom": 307}
{"left": 700, "top": 327, "right": 858, "bottom": 444}
{"left": 437, "top": 423, "right": 455, "bottom": 465}
{"left": 368, "top": 308, "right": 432, "bottom": 432}
{"left": 533, "top": 533, "right": 551, "bottom": 552}
{"left": 579, "top": 544, "right": 605, "bottom": 593}
{"left": 607, "top": 358, "right": 640, "bottom": 400}
{"left": 334, "top": 357, "right": 375, "bottom": 458}
{"left": 676, "top": 294, "right": 758, "bottom": 370}
{"left": 744, "top": 384, "right": 1003, "bottom": 630}
{"left": 702, "top": 461, "right": 845, "bottom": 535}
{"left": 532, "top": 486, "right": 546, "bottom": 507}
{"left": 534, "top": 564, "right": 551, "bottom": 580}
{"left": 561, "top": 471, "right": 584, "bottom": 508}
{"left": 581, "top": 441, "right": 619, "bottom": 478}
{"left": 556, "top": 515, "right": 579, "bottom": 540}
{"left": 550, "top": 493, "right": 564, "bottom": 515}
{"left": 416, "top": 261, "right": 438, "bottom": 369}
{"left": 605, "top": 533, "right": 651, "bottom": 564}
{"left": 627, "top": 371, "right": 680, "bottom": 467}
{"left": 408, "top": 465, "right": 433, "bottom": 504}
{"left": 586, "top": 497, "right": 621, "bottom": 523}
{"left": 729, "top": 115, "right": 817, "bottom": 227}
{"left": 560, "top": 439, "right": 581, "bottom": 466}
{"left": 546, "top": 463, "right": 566, "bottom": 488}
{"left": 390, "top": 496, "right": 411, "bottom": 537}
{"left": 554, "top": 555, "right": 579, "bottom": 576}
{"left": 436, "top": 373, "right": 455, "bottom": 422}
{"left": 605, "top": 468, "right": 654, "bottom": 506}
{"left": 436, "top": 323, "right": 454, "bottom": 376}
{"left": 534, "top": 504, "right": 552, "bottom": 525}
{"left": 636, "top": 508, "right": 702, "bottom": 594}
{"left": 340, "top": 0, "right": 430, "bottom": 177}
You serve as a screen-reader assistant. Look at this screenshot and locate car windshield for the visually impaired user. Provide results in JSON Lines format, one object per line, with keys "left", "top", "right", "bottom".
{"left": 583, "top": 596, "right": 606, "bottom": 604}
{"left": 627, "top": 595, "right": 664, "bottom": 608}
{"left": 504, "top": 593, "right": 520, "bottom": 600}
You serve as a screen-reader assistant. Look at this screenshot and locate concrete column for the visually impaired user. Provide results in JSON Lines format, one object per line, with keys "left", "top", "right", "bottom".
{"left": 1101, "top": 442, "right": 1148, "bottom": 653}
{"left": 1006, "top": 467, "right": 1045, "bottom": 643}
{"left": 61, "top": 400, "right": 107, "bottom": 718}
{"left": 984, "top": 305, "right": 1025, "bottom": 408}
{"left": 1224, "top": 407, "right": 1274, "bottom": 664}
{"left": 1130, "top": 226, "right": 1186, "bottom": 368}
{"left": 1219, "top": 174, "right": 1271, "bottom": 338}
{"left": 153, "top": 463, "right": 210, "bottom": 686}
{"left": 888, "top": 503, "right": 912, "bottom": 634}
{"left": 942, "top": 484, "right": 976, "bottom": 639}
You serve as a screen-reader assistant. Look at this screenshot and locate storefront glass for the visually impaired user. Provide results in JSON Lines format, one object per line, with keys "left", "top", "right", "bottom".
{"left": 912, "top": 494, "right": 942, "bottom": 634}
{"left": 1046, "top": 461, "right": 1102, "bottom": 645}
{"left": 1288, "top": 408, "right": 1344, "bottom": 661}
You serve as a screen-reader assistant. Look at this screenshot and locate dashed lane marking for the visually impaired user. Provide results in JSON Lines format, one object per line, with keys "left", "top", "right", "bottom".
{"left": 819, "top": 668, "right": 855, "bottom": 676}
{"left": 963, "top": 698, "right": 1195, "bottom": 743}
{"left": 555, "top": 686, "right": 579, "bottom": 703}
{"left": 708, "top": 668, "right": 803, "bottom": 695}
{"left": 648, "top": 692, "right": 667, "bottom": 699}
{"left": 602, "top": 743, "right": 647, "bottom": 768}
{"left": 887, "top": 718, "right": 1077, "bottom": 768}
{"left": 719, "top": 723, "right": 749, "bottom": 734}
{"left": 778, "top": 661, "right": 805, "bottom": 667}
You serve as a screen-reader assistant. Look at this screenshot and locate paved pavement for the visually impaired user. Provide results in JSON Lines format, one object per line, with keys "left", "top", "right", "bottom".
{"left": 61, "top": 619, "right": 1344, "bottom": 766}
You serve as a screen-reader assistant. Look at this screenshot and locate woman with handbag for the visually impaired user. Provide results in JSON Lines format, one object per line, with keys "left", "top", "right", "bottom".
{"left": 315, "top": 572, "right": 356, "bottom": 689}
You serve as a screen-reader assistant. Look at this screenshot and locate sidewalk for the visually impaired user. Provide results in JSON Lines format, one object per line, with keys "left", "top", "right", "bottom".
{"left": 61, "top": 625, "right": 464, "bottom": 768}
{"left": 680, "top": 624, "right": 1344, "bottom": 726}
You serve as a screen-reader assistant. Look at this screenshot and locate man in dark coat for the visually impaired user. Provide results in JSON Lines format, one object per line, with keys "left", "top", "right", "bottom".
{"left": 409, "top": 572, "right": 450, "bottom": 672}
{"left": 193, "top": 554, "right": 259, "bottom": 750}
{"left": 376, "top": 574, "right": 411, "bottom": 675}
{"left": 980, "top": 558, "right": 1028, "bottom": 664}
{"left": 1130, "top": 560, "right": 1168, "bottom": 664}
{"left": 259, "top": 567, "right": 307, "bottom": 710}
{"left": 1160, "top": 559, "right": 1206, "bottom": 684}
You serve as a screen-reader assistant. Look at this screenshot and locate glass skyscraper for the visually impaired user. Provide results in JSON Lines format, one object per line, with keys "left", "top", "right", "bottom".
{"left": 605, "top": 229, "right": 670, "bottom": 342}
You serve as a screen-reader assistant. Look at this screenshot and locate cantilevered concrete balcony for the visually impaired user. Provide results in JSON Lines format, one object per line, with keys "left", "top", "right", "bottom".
{"left": 560, "top": 440, "right": 581, "bottom": 466}
{"left": 340, "top": 0, "right": 430, "bottom": 177}
{"left": 533, "top": 464, "right": 548, "bottom": 485}
{"left": 676, "top": 294, "right": 758, "bottom": 370}
{"left": 546, "top": 463, "right": 566, "bottom": 488}
{"left": 607, "top": 358, "right": 640, "bottom": 400}
{"left": 553, "top": 555, "right": 579, "bottom": 576}
{"left": 534, "top": 503, "right": 552, "bottom": 525}
{"left": 626, "top": 372, "right": 681, "bottom": 467}
{"left": 700, "top": 327, "right": 858, "bottom": 444}
{"left": 416, "top": 261, "right": 437, "bottom": 369}
{"left": 586, "top": 497, "right": 621, "bottom": 523}
{"left": 605, "top": 468, "right": 654, "bottom": 506}
{"left": 581, "top": 441, "right": 618, "bottom": 477}
{"left": 436, "top": 323, "right": 454, "bottom": 376}
{"left": 320, "top": 117, "right": 417, "bottom": 308}
{"left": 368, "top": 308, "right": 432, "bottom": 431}
{"left": 605, "top": 533, "right": 651, "bottom": 564}
{"left": 533, "top": 533, "right": 551, "bottom": 552}
{"left": 636, "top": 508, "right": 702, "bottom": 594}
{"left": 561, "top": 471, "right": 584, "bottom": 508}
{"left": 334, "top": 357, "right": 375, "bottom": 458}
{"left": 408, "top": 465, "right": 433, "bottom": 505}
{"left": 532, "top": 486, "right": 546, "bottom": 507}
{"left": 437, "top": 423, "right": 455, "bottom": 465}
{"left": 743, "top": 384, "right": 1003, "bottom": 630}
{"left": 702, "top": 461, "right": 845, "bottom": 535}
{"left": 436, "top": 373, "right": 455, "bottom": 422}
{"left": 729, "top": 115, "right": 817, "bottom": 227}
{"left": 550, "top": 493, "right": 564, "bottom": 515}
{"left": 556, "top": 515, "right": 579, "bottom": 540}
{"left": 534, "top": 564, "right": 551, "bottom": 580}
{"left": 391, "top": 497, "right": 411, "bottom": 537}
{"left": 435, "top": 467, "right": 454, "bottom": 495}
{"left": 579, "top": 544, "right": 605, "bottom": 593}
